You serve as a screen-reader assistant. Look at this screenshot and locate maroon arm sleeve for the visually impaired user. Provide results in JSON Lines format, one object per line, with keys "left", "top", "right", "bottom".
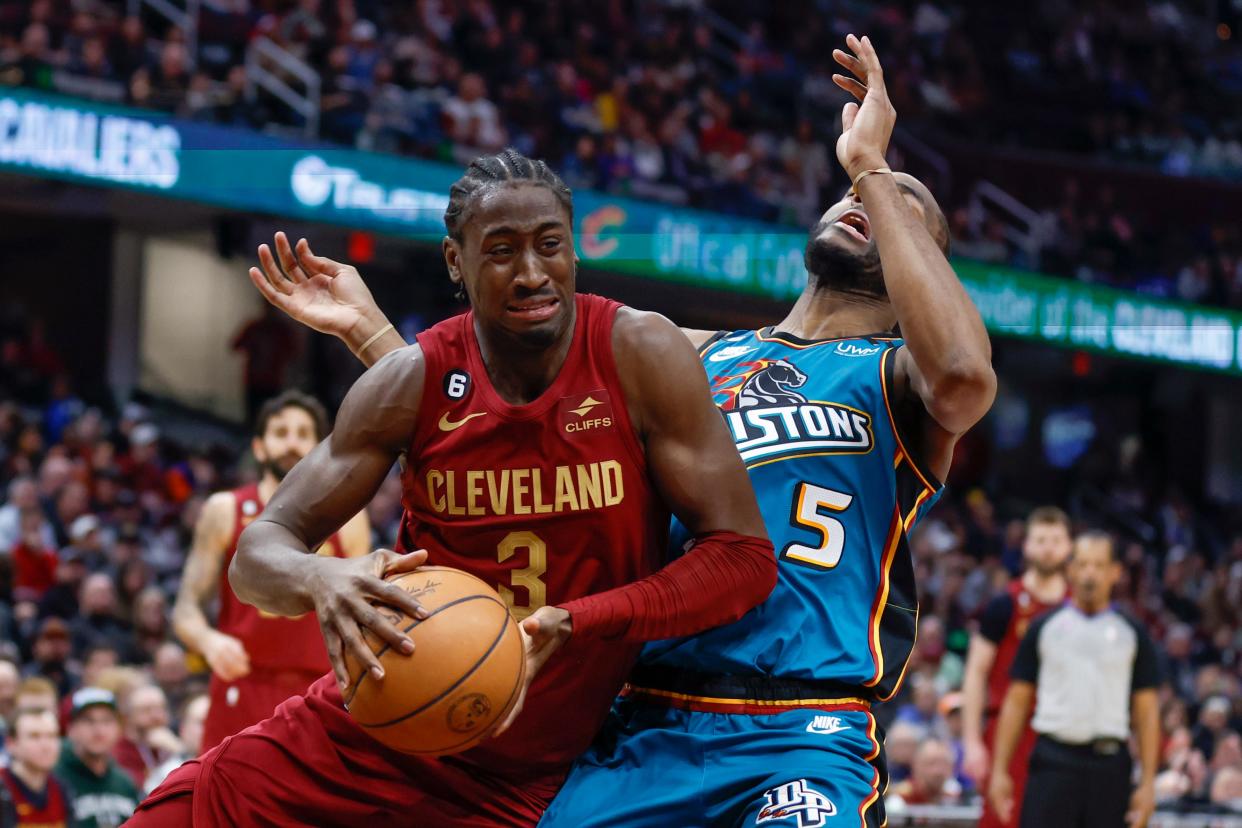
{"left": 557, "top": 531, "right": 776, "bottom": 642}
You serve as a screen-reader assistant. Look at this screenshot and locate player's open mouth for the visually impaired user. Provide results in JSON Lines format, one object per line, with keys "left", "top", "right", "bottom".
{"left": 833, "top": 210, "right": 871, "bottom": 243}
{"left": 507, "top": 297, "right": 559, "bottom": 322}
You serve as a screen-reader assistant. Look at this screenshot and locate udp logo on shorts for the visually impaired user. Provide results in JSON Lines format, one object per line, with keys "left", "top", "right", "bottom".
{"left": 756, "top": 780, "right": 836, "bottom": 827}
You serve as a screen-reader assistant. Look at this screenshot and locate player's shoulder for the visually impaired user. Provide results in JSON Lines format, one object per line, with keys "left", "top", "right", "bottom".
{"left": 611, "top": 307, "right": 692, "bottom": 358}
{"left": 203, "top": 490, "right": 238, "bottom": 521}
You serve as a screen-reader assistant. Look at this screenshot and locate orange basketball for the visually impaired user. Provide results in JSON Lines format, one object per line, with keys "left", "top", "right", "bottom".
{"left": 342, "top": 566, "right": 526, "bottom": 755}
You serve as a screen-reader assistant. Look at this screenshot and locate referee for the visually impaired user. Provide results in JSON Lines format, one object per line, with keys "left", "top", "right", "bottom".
{"left": 988, "top": 531, "right": 1160, "bottom": 828}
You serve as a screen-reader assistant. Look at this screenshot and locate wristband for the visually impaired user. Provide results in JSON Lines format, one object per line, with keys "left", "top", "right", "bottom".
{"left": 356, "top": 322, "right": 395, "bottom": 355}
{"left": 851, "top": 166, "right": 893, "bottom": 191}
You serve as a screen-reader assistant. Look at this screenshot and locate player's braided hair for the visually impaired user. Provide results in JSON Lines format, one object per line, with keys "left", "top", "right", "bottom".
{"left": 443, "top": 148, "right": 574, "bottom": 302}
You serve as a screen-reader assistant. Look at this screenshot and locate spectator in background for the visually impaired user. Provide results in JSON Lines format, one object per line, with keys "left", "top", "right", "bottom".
{"left": 149, "top": 643, "right": 192, "bottom": 715}
{"left": 70, "top": 574, "right": 136, "bottom": 664}
{"left": 55, "top": 688, "right": 138, "bottom": 828}
{"left": 0, "top": 708, "right": 70, "bottom": 827}
{"left": 442, "top": 72, "right": 506, "bottom": 162}
{"left": 24, "top": 618, "right": 74, "bottom": 699}
{"left": 38, "top": 548, "right": 87, "bottom": 621}
{"left": 890, "top": 739, "right": 963, "bottom": 808}
{"left": 894, "top": 671, "right": 947, "bottom": 740}
{"left": 63, "top": 515, "right": 108, "bottom": 575}
{"left": 112, "top": 683, "right": 180, "bottom": 789}
{"left": 10, "top": 510, "right": 57, "bottom": 602}
{"left": 0, "top": 477, "right": 53, "bottom": 552}
{"left": 886, "top": 721, "right": 923, "bottom": 784}
{"left": 1194, "top": 696, "right": 1234, "bottom": 761}
{"left": 142, "top": 693, "right": 208, "bottom": 795}
{"left": 231, "top": 306, "right": 298, "bottom": 425}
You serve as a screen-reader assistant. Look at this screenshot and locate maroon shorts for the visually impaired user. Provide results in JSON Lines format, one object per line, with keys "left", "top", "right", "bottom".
{"left": 132, "top": 675, "right": 565, "bottom": 828}
{"left": 978, "top": 717, "right": 1039, "bottom": 828}
{"left": 201, "top": 668, "right": 322, "bottom": 752}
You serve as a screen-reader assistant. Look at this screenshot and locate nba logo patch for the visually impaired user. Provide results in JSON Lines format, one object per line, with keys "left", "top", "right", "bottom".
{"left": 559, "top": 390, "right": 614, "bottom": 436}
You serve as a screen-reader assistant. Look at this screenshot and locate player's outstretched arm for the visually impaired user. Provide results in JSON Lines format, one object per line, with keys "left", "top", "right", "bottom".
{"left": 250, "top": 231, "right": 720, "bottom": 362}
{"left": 555, "top": 309, "right": 775, "bottom": 642}
{"left": 229, "top": 345, "right": 433, "bottom": 693}
{"left": 832, "top": 34, "right": 995, "bottom": 481}
{"left": 171, "top": 490, "right": 251, "bottom": 681}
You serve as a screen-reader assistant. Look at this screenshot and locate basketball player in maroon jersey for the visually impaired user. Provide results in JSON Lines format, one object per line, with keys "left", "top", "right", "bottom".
{"left": 133, "top": 151, "right": 774, "bottom": 826}
{"left": 171, "top": 390, "right": 370, "bottom": 750}
{"left": 961, "top": 506, "right": 1072, "bottom": 828}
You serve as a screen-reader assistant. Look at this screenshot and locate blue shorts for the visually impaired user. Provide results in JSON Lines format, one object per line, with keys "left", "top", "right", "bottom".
{"left": 539, "top": 693, "right": 888, "bottom": 828}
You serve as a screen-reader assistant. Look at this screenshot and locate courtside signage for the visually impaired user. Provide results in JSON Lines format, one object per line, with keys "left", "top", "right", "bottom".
{"left": 2, "top": 88, "right": 1240, "bottom": 375}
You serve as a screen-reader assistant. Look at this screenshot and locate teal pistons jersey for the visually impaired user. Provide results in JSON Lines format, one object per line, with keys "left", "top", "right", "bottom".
{"left": 640, "top": 328, "right": 943, "bottom": 699}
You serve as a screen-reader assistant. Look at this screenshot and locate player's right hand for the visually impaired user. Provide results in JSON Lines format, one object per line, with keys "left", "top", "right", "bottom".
{"left": 249, "top": 231, "right": 389, "bottom": 346}
{"left": 202, "top": 631, "right": 251, "bottom": 681}
{"left": 988, "top": 769, "right": 1015, "bottom": 823}
{"left": 963, "top": 738, "right": 989, "bottom": 783}
{"left": 306, "top": 548, "right": 431, "bottom": 695}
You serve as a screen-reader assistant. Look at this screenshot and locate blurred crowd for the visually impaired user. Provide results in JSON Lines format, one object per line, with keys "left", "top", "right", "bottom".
{"left": 2, "top": 0, "right": 1242, "bottom": 309}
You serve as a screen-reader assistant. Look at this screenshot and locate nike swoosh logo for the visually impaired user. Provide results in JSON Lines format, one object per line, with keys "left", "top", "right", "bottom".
{"left": 438, "top": 411, "right": 487, "bottom": 432}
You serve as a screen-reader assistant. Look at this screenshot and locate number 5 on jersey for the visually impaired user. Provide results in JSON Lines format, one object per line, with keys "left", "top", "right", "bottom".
{"left": 783, "top": 483, "right": 853, "bottom": 569}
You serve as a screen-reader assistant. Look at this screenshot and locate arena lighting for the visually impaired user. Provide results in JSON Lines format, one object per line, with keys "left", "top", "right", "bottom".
{"left": 3, "top": 87, "right": 1242, "bottom": 376}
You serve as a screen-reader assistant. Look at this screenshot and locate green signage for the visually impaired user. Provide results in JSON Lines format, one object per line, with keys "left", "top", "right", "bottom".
{"left": 2, "top": 86, "right": 1240, "bottom": 374}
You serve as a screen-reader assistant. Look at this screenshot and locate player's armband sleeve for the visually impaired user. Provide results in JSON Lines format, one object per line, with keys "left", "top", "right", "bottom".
{"left": 977, "top": 594, "right": 1015, "bottom": 645}
{"left": 1009, "top": 612, "right": 1048, "bottom": 684}
{"left": 1129, "top": 619, "right": 1163, "bottom": 691}
{"left": 558, "top": 531, "right": 776, "bottom": 642}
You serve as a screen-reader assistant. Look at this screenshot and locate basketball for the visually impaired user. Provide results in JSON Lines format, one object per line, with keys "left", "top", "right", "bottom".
{"left": 342, "top": 566, "right": 526, "bottom": 756}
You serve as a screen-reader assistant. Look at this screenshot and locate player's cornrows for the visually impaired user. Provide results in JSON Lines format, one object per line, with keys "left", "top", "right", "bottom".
{"left": 443, "top": 148, "right": 573, "bottom": 242}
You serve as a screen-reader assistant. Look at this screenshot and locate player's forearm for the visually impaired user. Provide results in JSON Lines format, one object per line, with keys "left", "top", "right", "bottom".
{"left": 960, "top": 660, "right": 989, "bottom": 744}
{"left": 990, "top": 684, "right": 1033, "bottom": 774}
{"left": 1133, "top": 690, "right": 1160, "bottom": 785}
{"left": 558, "top": 531, "right": 776, "bottom": 641}
{"left": 171, "top": 600, "right": 217, "bottom": 654}
{"left": 229, "top": 519, "right": 326, "bottom": 616}
{"left": 345, "top": 312, "right": 408, "bottom": 368}
{"left": 858, "top": 173, "right": 994, "bottom": 427}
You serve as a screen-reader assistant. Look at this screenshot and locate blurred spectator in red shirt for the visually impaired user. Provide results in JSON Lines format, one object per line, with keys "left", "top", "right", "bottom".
{"left": 11, "top": 510, "right": 57, "bottom": 601}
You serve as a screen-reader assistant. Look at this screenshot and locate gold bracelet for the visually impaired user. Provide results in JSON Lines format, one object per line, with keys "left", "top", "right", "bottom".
{"left": 356, "top": 322, "right": 395, "bottom": 355}
{"left": 851, "top": 166, "right": 893, "bottom": 191}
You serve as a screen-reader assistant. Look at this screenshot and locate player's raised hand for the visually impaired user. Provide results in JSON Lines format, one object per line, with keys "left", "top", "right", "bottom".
{"left": 831, "top": 34, "right": 895, "bottom": 181}
{"left": 307, "top": 548, "right": 431, "bottom": 695}
{"left": 249, "top": 231, "right": 389, "bottom": 343}
{"left": 491, "top": 605, "right": 573, "bottom": 737}
{"left": 201, "top": 630, "right": 251, "bottom": 681}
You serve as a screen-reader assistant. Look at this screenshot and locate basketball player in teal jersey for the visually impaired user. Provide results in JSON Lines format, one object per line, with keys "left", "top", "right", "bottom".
{"left": 251, "top": 34, "right": 994, "bottom": 827}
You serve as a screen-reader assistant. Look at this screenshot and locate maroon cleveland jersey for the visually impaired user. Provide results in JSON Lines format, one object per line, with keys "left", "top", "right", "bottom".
{"left": 215, "top": 483, "right": 346, "bottom": 674}
{"left": 980, "top": 578, "right": 1061, "bottom": 714}
{"left": 397, "top": 293, "right": 666, "bottom": 772}
{"left": 1, "top": 769, "right": 70, "bottom": 828}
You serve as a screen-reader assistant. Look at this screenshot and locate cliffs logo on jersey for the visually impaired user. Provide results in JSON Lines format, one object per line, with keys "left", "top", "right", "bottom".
{"left": 711, "top": 358, "right": 872, "bottom": 466}
{"left": 558, "top": 390, "right": 614, "bottom": 435}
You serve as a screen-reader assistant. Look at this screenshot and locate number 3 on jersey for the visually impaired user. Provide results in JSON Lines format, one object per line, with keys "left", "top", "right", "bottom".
{"left": 782, "top": 483, "right": 853, "bottom": 569}
{"left": 497, "top": 531, "right": 547, "bottom": 620}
